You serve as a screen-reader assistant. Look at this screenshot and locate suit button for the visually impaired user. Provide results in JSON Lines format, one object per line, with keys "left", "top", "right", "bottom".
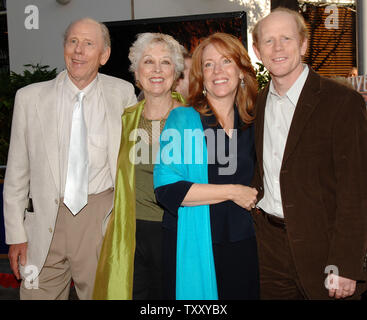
{"left": 49, "top": 228, "right": 53, "bottom": 233}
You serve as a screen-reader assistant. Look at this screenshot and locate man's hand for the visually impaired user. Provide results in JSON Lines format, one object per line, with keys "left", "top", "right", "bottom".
{"left": 327, "top": 274, "right": 356, "bottom": 299}
{"left": 8, "top": 242, "right": 28, "bottom": 280}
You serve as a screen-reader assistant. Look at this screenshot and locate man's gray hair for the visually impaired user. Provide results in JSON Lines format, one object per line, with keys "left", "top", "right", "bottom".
{"left": 128, "top": 32, "right": 185, "bottom": 80}
{"left": 63, "top": 17, "right": 111, "bottom": 49}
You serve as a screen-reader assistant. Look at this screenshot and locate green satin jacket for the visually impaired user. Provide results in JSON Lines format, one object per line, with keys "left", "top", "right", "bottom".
{"left": 93, "top": 92, "right": 185, "bottom": 299}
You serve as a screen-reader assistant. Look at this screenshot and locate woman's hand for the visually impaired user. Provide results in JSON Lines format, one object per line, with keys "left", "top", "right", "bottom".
{"left": 182, "top": 184, "right": 257, "bottom": 210}
{"left": 230, "top": 185, "right": 258, "bottom": 211}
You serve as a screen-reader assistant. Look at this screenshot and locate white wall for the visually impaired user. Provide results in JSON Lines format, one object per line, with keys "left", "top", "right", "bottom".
{"left": 7, "top": 0, "right": 132, "bottom": 73}
{"left": 135, "top": 0, "right": 245, "bottom": 19}
{"left": 7, "top": 0, "right": 270, "bottom": 73}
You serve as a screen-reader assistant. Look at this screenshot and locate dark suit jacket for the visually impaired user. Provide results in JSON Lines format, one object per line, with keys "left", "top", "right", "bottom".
{"left": 252, "top": 68, "right": 367, "bottom": 299}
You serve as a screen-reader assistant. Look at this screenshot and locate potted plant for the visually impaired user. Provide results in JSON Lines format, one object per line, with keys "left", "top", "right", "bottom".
{"left": 255, "top": 62, "right": 271, "bottom": 91}
{"left": 0, "top": 64, "right": 57, "bottom": 179}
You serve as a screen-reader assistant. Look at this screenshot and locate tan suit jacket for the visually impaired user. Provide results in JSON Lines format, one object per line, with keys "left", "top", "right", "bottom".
{"left": 3, "top": 70, "right": 137, "bottom": 278}
{"left": 253, "top": 68, "right": 367, "bottom": 298}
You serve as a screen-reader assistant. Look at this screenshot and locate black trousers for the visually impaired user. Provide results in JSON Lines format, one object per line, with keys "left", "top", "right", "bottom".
{"left": 162, "top": 227, "right": 260, "bottom": 300}
{"left": 133, "top": 219, "right": 163, "bottom": 300}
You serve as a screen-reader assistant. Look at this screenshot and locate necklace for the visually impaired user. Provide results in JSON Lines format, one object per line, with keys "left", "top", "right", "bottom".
{"left": 139, "top": 99, "right": 175, "bottom": 145}
{"left": 142, "top": 98, "right": 174, "bottom": 121}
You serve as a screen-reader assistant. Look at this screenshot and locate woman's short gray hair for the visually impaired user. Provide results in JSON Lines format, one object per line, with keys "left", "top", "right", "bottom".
{"left": 128, "top": 32, "right": 185, "bottom": 80}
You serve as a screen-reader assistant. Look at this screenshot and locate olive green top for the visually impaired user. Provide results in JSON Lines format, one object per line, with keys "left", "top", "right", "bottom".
{"left": 135, "top": 116, "right": 165, "bottom": 221}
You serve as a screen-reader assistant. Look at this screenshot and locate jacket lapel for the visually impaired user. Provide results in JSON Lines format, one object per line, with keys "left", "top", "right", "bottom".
{"left": 98, "top": 77, "right": 124, "bottom": 183}
{"left": 282, "top": 69, "right": 321, "bottom": 166}
{"left": 35, "top": 71, "right": 67, "bottom": 193}
{"left": 255, "top": 83, "right": 269, "bottom": 179}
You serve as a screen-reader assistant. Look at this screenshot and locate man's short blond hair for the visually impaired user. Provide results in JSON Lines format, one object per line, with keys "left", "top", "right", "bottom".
{"left": 252, "top": 7, "right": 309, "bottom": 48}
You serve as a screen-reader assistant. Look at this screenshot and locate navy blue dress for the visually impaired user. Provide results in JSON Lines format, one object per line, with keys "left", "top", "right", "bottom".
{"left": 155, "top": 107, "right": 259, "bottom": 300}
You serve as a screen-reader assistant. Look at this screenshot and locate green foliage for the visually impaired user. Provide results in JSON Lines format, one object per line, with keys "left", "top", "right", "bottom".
{"left": 255, "top": 62, "right": 271, "bottom": 91}
{"left": 0, "top": 64, "right": 57, "bottom": 177}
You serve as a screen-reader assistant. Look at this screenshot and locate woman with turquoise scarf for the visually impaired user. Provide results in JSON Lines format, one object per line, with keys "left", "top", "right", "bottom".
{"left": 93, "top": 33, "right": 186, "bottom": 299}
{"left": 154, "top": 33, "right": 260, "bottom": 300}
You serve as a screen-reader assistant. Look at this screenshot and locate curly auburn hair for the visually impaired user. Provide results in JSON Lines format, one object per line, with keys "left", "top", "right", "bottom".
{"left": 188, "top": 32, "right": 257, "bottom": 125}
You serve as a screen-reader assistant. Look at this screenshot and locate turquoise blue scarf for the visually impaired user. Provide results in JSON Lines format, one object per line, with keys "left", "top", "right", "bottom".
{"left": 154, "top": 106, "right": 218, "bottom": 300}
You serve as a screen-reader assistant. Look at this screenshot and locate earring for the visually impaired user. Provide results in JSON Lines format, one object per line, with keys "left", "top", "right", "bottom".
{"left": 202, "top": 86, "right": 207, "bottom": 97}
{"left": 240, "top": 78, "right": 245, "bottom": 89}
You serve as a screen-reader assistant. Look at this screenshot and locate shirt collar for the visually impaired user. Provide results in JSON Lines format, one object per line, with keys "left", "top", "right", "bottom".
{"left": 65, "top": 73, "right": 98, "bottom": 100}
{"left": 269, "top": 64, "right": 309, "bottom": 107}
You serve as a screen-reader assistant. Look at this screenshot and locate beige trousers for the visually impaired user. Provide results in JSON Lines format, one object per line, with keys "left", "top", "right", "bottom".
{"left": 20, "top": 188, "right": 114, "bottom": 300}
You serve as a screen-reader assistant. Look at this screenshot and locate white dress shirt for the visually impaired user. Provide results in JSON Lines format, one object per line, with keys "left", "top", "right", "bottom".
{"left": 258, "top": 65, "right": 309, "bottom": 218}
{"left": 57, "top": 74, "right": 113, "bottom": 197}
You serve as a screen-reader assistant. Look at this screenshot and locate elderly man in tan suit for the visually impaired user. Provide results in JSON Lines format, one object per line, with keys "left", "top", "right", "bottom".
{"left": 3, "top": 18, "right": 136, "bottom": 299}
